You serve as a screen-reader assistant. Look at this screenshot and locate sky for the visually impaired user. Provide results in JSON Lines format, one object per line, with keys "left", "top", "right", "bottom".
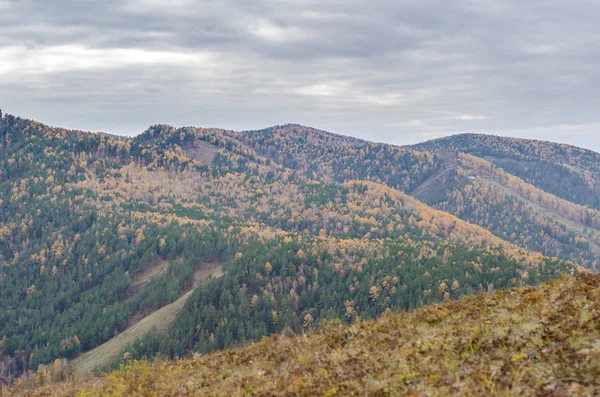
{"left": 1, "top": 0, "right": 599, "bottom": 151}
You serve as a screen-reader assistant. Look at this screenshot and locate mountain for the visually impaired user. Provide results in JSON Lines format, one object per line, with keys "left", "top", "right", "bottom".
{"left": 411, "top": 133, "right": 600, "bottom": 210}
{"left": 0, "top": 112, "right": 590, "bottom": 384}
{"left": 408, "top": 134, "right": 600, "bottom": 270}
{"left": 13, "top": 273, "right": 600, "bottom": 396}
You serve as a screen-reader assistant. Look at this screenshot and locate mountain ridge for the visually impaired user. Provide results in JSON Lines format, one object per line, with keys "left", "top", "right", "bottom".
{"left": 3, "top": 109, "right": 598, "bottom": 155}
{"left": 410, "top": 132, "right": 600, "bottom": 210}
{"left": 413, "top": 132, "right": 598, "bottom": 152}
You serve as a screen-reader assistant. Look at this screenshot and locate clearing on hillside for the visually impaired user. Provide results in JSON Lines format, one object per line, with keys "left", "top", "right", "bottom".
{"left": 71, "top": 264, "right": 223, "bottom": 377}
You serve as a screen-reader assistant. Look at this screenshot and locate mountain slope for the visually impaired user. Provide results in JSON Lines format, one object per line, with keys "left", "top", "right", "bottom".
{"left": 407, "top": 136, "right": 600, "bottom": 269}
{"left": 70, "top": 264, "right": 223, "bottom": 377}
{"left": 0, "top": 112, "right": 585, "bottom": 384}
{"left": 411, "top": 133, "right": 600, "bottom": 210}
{"left": 225, "top": 127, "right": 600, "bottom": 268}
{"left": 14, "top": 274, "right": 600, "bottom": 396}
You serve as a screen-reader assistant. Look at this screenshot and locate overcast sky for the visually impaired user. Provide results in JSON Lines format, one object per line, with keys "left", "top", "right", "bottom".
{"left": 1, "top": 0, "right": 599, "bottom": 151}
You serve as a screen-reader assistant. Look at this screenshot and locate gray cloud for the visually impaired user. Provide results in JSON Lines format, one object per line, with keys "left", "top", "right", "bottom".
{"left": 1, "top": 0, "right": 599, "bottom": 151}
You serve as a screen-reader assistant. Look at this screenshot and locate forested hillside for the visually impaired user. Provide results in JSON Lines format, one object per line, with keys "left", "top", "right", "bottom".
{"left": 0, "top": 112, "right": 591, "bottom": 384}
{"left": 13, "top": 274, "right": 600, "bottom": 396}
{"left": 412, "top": 133, "right": 600, "bottom": 210}
{"left": 409, "top": 135, "right": 600, "bottom": 270}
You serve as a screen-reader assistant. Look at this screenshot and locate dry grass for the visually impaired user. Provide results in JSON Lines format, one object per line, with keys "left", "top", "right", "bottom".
{"left": 10, "top": 274, "right": 600, "bottom": 396}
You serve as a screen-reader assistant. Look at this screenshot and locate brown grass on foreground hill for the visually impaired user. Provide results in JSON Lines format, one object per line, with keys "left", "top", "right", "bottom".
{"left": 9, "top": 275, "right": 600, "bottom": 396}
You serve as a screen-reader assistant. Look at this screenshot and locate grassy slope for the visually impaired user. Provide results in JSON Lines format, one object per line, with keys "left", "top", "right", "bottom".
{"left": 70, "top": 264, "right": 223, "bottom": 377}
{"left": 409, "top": 151, "right": 458, "bottom": 202}
{"left": 15, "top": 274, "right": 600, "bottom": 396}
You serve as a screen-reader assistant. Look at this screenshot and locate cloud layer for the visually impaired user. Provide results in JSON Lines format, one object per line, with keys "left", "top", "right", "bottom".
{"left": 1, "top": 0, "right": 599, "bottom": 150}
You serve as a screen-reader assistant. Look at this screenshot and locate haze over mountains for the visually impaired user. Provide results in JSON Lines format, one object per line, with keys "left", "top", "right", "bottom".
{"left": 0, "top": 111, "right": 597, "bottom": 392}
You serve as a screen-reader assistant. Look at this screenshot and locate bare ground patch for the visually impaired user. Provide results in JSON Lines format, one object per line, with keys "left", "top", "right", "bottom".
{"left": 71, "top": 263, "right": 223, "bottom": 377}
{"left": 128, "top": 260, "right": 170, "bottom": 294}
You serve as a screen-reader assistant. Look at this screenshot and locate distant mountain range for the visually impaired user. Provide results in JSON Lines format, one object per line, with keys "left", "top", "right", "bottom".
{"left": 0, "top": 111, "right": 594, "bottom": 384}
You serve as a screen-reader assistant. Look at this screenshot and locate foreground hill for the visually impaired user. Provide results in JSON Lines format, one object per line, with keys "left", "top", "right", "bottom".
{"left": 13, "top": 274, "right": 600, "bottom": 396}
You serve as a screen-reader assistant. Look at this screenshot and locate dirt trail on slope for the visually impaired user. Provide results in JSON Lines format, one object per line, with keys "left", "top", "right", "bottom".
{"left": 410, "top": 151, "right": 458, "bottom": 203}
{"left": 72, "top": 264, "right": 223, "bottom": 377}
